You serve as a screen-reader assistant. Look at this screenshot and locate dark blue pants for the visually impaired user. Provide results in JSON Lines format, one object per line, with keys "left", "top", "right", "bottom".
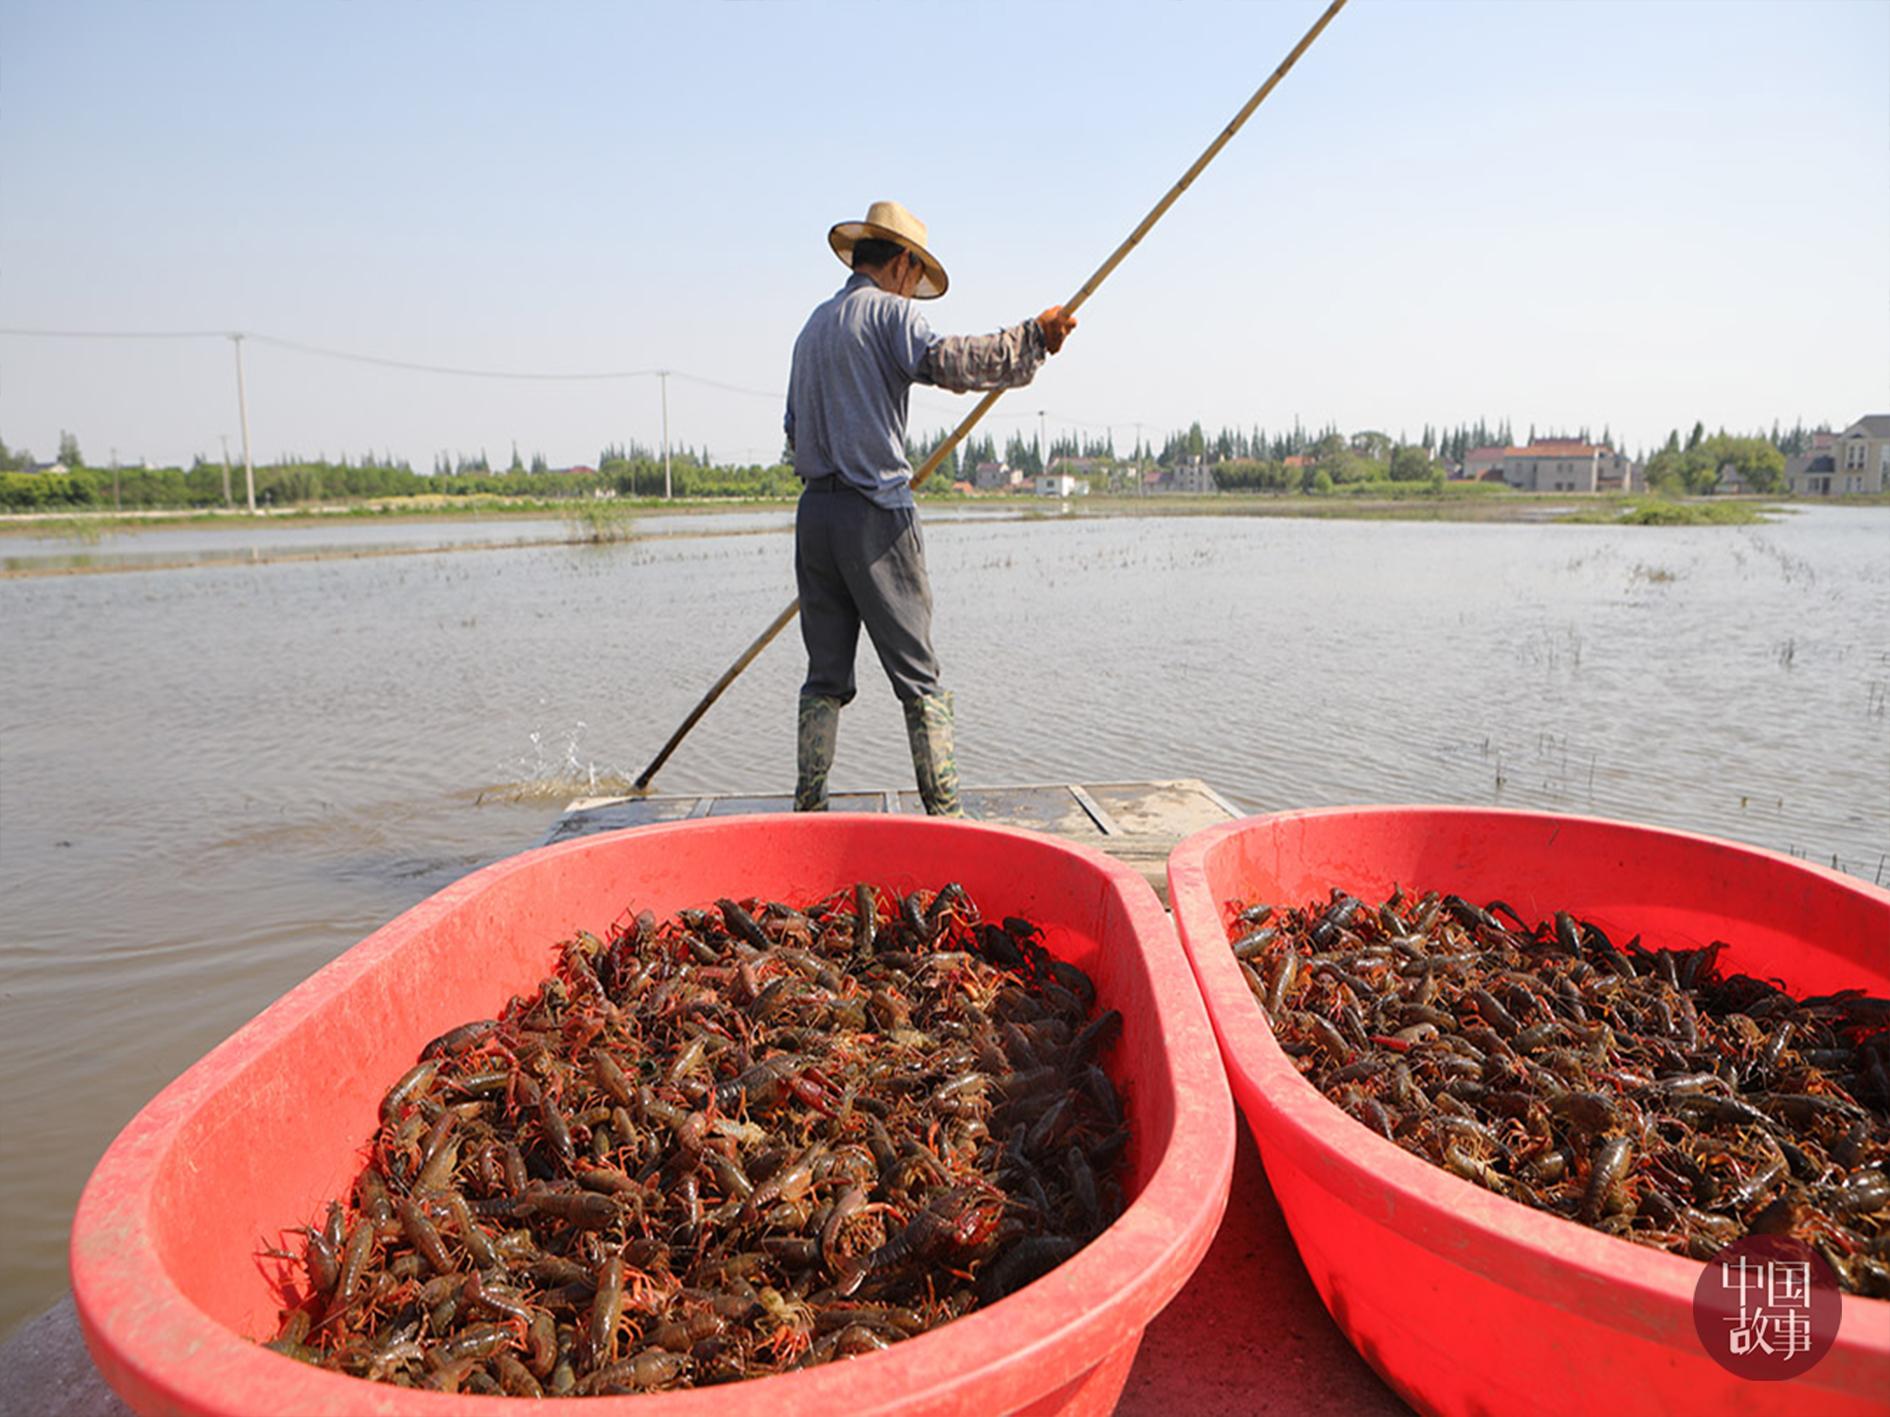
{"left": 794, "top": 478, "right": 941, "bottom": 705}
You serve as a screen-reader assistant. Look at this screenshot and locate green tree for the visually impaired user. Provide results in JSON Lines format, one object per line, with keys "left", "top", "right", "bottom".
{"left": 1352, "top": 430, "right": 1393, "bottom": 461}
{"left": 1310, "top": 468, "right": 1335, "bottom": 495}
{"left": 1388, "top": 444, "right": 1431, "bottom": 482}
{"left": 58, "top": 430, "right": 84, "bottom": 468}
{"left": 1701, "top": 433, "right": 1785, "bottom": 493}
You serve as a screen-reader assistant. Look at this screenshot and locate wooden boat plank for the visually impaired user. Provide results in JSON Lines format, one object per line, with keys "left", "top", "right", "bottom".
{"left": 1085, "top": 779, "right": 1251, "bottom": 837}
{"left": 547, "top": 780, "right": 1245, "bottom": 908}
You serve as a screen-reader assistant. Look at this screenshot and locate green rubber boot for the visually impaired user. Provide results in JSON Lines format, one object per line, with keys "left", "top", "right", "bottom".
{"left": 903, "top": 691, "right": 964, "bottom": 818}
{"left": 794, "top": 694, "right": 842, "bottom": 812}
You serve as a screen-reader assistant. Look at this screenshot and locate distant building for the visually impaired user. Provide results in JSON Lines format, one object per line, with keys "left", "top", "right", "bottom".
{"left": 1784, "top": 431, "right": 1838, "bottom": 496}
{"left": 559, "top": 464, "right": 598, "bottom": 477}
{"left": 1461, "top": 446, "right": 1509, "bottom": 482}
{"left": 972, "top": 460, "right": 1020, "bottom": 492}
{"left": 1787, "top": 417, "right": 1888, "bottom": 495}
{"left": 21, "top": 461, "right": 70, "bottom": 476}
{"left": 1469, "top": 440, "right": 1639, "bottom": 493}
{"left": 1034, "top": 473, "right": 1089, "bottom": 497}
{"left": 1595, "top": 451, "right": 1639, "bottom": 493}
{"left": 1169, "top": 459, "right": 1218, "bottom": 494}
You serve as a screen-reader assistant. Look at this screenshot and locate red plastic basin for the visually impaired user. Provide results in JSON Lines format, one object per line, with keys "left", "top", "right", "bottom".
{"left": 1167, "top": 806, "right": 1890, "bottom": 1417}
{"left": 71, "top": 815, "right": 1233, "bottom": 1417}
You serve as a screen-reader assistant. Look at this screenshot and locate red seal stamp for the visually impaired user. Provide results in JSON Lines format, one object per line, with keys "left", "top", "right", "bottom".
{"left": 1692, "top": 1234, "right": 1843, "bottom": 1380}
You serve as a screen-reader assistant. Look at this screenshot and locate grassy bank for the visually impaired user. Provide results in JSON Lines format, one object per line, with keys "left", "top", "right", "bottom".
{"left": 0, "top": 485, "right": 1810, "bottom": 542}
{"left": 1558, "top": 497, "right": 1776, "bottom": 526}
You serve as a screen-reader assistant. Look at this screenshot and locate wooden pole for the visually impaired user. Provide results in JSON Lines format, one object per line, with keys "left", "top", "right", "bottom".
{"left": 633, "top": 0, "right": 1349, "bottom": 792}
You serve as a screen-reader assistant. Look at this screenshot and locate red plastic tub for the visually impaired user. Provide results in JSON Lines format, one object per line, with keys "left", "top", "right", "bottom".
{"left": 71, "top": 815, "right": 1232, "bottom": 1417}
{"left": 1167, "top": 806, "right": 1890, "bottom": 1417}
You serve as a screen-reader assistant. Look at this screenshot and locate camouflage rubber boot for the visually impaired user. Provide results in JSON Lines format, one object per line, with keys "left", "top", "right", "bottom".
{"left": 794, "top": 694, "right": 843, "bottom": 812}
{"left": 903, "top": 691, "right": 964, "bottom": 818}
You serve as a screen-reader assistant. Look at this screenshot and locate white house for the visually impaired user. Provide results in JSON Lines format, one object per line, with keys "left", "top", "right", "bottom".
{"left": 1788, "top": 416, "right": 1889, "bottom": 495}
{"left": 1471, "top": 440, "right": 1639, "bottom": 493}
{"left": 1034, "top": 473, "right": 1089, "bottom": 497}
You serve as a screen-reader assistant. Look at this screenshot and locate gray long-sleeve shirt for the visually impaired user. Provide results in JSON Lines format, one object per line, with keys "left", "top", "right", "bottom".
{"left": 785, "top": 273, "right": 1047, "bottom": 509}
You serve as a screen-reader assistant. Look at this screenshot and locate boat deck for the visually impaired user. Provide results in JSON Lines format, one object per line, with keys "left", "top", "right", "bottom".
{"left": 547, "top": 778, "right": 1246, "bottom": 906}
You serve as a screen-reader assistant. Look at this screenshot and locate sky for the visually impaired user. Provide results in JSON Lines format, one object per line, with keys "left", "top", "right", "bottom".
{"left": 3, "top": 0, "right": 1886, "bottom": 471}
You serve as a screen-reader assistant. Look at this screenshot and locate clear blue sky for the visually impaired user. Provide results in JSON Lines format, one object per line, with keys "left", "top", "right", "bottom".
{"left": 3, "top": 0, "right": 1885, "bottom": 470}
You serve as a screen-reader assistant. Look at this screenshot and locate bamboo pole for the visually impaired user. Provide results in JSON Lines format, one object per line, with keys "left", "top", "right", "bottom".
{"left": 633, "top": 0, "right": 1348, "bottom": 792}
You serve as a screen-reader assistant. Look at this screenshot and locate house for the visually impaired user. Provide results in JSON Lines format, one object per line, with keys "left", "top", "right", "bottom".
{"left": 1461, "top": 446, "right": 1508, "bottom": 482}
{"left": 972, "top": 460, "right": 1021, "bottom": 492}
{"left": 22, "top": 461, "right": 70, "bottom": 476}
{"left": 1788, "top": 417, "right": 1888, "bottom": 495}
{"left": 1595, "top": 451, "right": 1640, "bottom": 492}
{"left": 1785, "top": 432, "right": 1838, "bottom": 496}
{"left": 1475, "top": 440, "right": 1640, "bottom": 493}
{"left": 1034, "top": 473, "right": 1089, "bottom": 497}
{"left": 1169, "top": 459, "right": 1218, "bottom": 494}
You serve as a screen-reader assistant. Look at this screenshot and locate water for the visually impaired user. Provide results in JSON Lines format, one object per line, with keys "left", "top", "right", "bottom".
{"left": 0, "top": 514, "right": 575, "bottom": 572}
{"left": 2, "top": 504, "right": 1886, "bottom": 1335}
{"left": 0, "top": 504, "right": 1024, "bottom": 573}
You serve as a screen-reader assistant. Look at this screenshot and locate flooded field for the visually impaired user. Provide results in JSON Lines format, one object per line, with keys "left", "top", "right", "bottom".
{"left": 0, "top": 504, "right": 1036, "bottom": 573}
{"left": 1, "top": 503, "right": 1886, "bottom": 1335}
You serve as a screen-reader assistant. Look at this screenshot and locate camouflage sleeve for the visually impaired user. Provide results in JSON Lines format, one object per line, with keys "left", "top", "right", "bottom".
{"left": 918, "top": 318, "right": 1047, "bottom": 393}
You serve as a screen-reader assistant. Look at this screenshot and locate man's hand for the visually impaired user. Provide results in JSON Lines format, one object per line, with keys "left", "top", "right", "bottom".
{"left": 1037, "top": 306, "right": 1078, "bottom": 355}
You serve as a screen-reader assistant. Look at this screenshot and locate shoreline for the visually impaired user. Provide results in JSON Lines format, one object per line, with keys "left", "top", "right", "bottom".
{"left": 0, "top": 491, "right": 1833, "bottom": 580}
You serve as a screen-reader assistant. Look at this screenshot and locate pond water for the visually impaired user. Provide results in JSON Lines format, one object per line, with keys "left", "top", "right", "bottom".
{"left": 0, "top": 504, "right": 1030, "bottom": 572}
{"left": 1, "top": 502, "right": 1885, "bottom": 1334}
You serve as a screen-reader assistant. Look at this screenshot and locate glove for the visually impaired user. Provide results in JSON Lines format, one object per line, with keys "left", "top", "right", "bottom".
{"left": 1037, "top": 305, "right": 1078, "bottom": 355}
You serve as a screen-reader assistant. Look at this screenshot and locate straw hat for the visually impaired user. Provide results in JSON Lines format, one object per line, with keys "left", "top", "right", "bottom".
{"left": 828, "top": 200, "right": 949, "bottom": 299}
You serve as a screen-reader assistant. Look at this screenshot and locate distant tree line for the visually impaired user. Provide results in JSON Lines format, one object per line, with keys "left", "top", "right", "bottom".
{"left": 1, "top": 411, "right": 1842, "bottom": 512}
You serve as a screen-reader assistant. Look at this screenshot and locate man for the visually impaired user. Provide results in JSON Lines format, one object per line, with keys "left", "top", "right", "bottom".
{"left": 785, "top": 199, "right": 1076, "bottom": 816}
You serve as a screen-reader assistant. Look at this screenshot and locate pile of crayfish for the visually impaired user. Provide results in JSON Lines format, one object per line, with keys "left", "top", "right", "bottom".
{"left": 1225, "top": 887, "right": 1890, "bottom": 1296}
{"left": 263, "top": 882, "right": 1126, "bottom": 1394}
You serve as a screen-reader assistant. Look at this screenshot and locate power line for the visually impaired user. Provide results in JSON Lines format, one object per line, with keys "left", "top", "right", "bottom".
{"left": 0, "top": 326, "right": 235, "bottom": 340}
{"left": 2, "top": 325, "right": 1160, "bottom": 445}
{"left": 248, "top": 332, "right": 668, "bottom": 382}
{"left": 0, "top": 325, "right": 783, "bottom": 392}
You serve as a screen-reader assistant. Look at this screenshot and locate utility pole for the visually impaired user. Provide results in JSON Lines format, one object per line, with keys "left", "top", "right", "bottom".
{"left": 230, "top": 334, "right": 257, "bottom": 514}
{"left": 219, "top": 435, "right": 233, "bottom": 507}
{"left": 659, "top": 370, "right": 672, "bottom": 500}
{"left": 1038, "top": 410, "right": 1048, "bottom": 480}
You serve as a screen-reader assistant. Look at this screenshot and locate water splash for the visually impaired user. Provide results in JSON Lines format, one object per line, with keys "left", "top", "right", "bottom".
{"left": 490, "top": 720, "right": 638, "bottom": 802}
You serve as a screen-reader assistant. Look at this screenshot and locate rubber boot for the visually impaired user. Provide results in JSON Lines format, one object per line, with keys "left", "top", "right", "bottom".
{"left": 794, "top": 694, "right": 842, "bottom": 812}
{"left": 903, "top": 691, "right": 964, "bottom": 818}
